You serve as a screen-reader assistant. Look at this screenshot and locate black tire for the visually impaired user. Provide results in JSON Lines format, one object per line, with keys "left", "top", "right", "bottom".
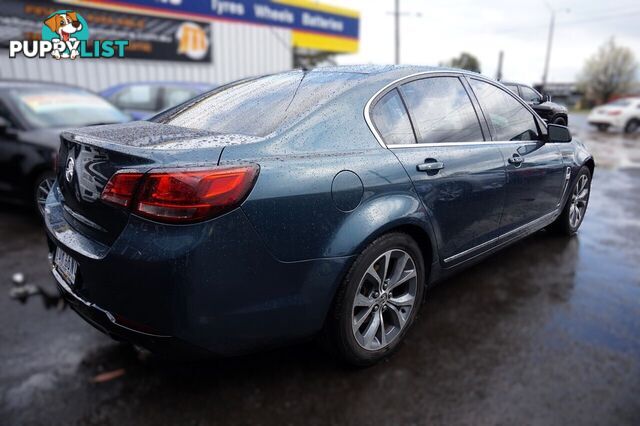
{"left": 596, "top": 124, "right": 609, "bottom": 132}
{"left": 33, "top": 170, "right": 56, "bottom": 217}
{"left": 624, "top": 119, "right": 639, "bottom": 134}
{"left": 553, "top": 116, "right": 567, "bottom": 126}
{"left": 550, "top": 166, "right": 591, "bottom": 236}
{"left": 322, "top": 232, "right": 426, "bottom": 367}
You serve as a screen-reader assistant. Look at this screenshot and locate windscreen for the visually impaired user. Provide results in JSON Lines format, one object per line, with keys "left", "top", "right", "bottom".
{"left": 10, "top": 88, "right": 130, "bottom": 128}
{"left": 159, "top": 71, "right": 365, "bottom": 137}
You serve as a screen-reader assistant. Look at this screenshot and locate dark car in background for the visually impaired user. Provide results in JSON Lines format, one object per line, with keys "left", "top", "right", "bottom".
{"left": 45, "top": 66, "right": 593, "bottom": 366}
{"left": 503, "top": 82, "right": 569, "bottom": 125}
{"left": 0, "top": 81, "right": 130, "bottom": 214}
{"left": 100, "top": 82, "right": 216, "bottom": 120}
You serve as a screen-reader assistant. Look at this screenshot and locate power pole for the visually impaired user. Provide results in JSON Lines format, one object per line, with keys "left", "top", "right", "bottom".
{"left": 541, "top": 3, "right": 569, "bottom": 91}
{"left": 541, "top": 11, "right": 554, "bottom": 91}
{"left": 387, "top": 1, "right": 421, "bottom": 65}
{"left": 496, "top": 50, "right": 504, "bottom": 81}
{"left": 395, "top": 0, "right": 400, "bottom": 65}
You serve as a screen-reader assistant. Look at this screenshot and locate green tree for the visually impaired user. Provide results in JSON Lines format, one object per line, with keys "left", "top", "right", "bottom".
{"left": 579, "top": 38, "right": 637, "bottom": 104}
{"left": 441, "top": 52, "right": 481, "bottom": 73}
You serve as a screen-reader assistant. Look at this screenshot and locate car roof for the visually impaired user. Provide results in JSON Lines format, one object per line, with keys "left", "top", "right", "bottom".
{"left": 0, "top": 80, "right": 87, "bottom": 90}
{"left": 103, "top": 81, "right": 216, "bottom": 90}
{"left": 309, "top": 64, "right": 478, "bottom": 77}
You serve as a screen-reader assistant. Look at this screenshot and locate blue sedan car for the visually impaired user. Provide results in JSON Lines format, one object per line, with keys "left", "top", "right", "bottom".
{"left": 100, "top": 81, "right": 216, "bottom": 120}
{"left": 45, "top": 66, "right": 593, "bottom": 366}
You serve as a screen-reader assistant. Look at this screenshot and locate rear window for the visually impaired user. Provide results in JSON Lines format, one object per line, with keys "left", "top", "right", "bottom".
{"left": 159, "top": 71, "right": 363, "bottom": 137}
{"left": 608, "top": 100, "right": 631, "bottom": 107}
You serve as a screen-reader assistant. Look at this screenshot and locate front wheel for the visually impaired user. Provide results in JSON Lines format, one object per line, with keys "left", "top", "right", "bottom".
{"left": 550, "top": 166, "right": 591, "bottom": 235}
{"left": 33, "top": 171, "right": 56, "bottom": 217}
{"left": 553, "top": 116, "right": 567, "bottom": 126}
{"left": 323, "top": 232, "right": 425, "bottom": 367}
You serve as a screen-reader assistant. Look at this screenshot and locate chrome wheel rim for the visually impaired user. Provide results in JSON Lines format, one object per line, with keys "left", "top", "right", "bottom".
{"left": 351, "top": 249, "right": 418, "bottom": 351}
{"left": 36, "top": 178, "right": 55, "bottom": 216}
{"left": 569, "top": 174, "right": 589, "bottom": 228}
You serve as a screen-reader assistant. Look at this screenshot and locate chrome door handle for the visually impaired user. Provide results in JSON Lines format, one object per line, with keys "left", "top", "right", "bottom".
{"left": 417, "top": 161, "right": 445, "bottom": 172}
{"left": 508, "top": 154, "right": 524, "bottom": 166}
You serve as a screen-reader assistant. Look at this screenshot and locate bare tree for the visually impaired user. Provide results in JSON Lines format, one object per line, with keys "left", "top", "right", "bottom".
{"left": 441, "top": 52, "right": 481, "bottom": 73}
{"left": 579, "top": 38, "right": 637, "bottom": 104}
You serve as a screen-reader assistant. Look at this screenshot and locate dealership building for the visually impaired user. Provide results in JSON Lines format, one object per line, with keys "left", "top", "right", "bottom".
{"left": 0, "top": 0, "right": 359, "bottom": 91}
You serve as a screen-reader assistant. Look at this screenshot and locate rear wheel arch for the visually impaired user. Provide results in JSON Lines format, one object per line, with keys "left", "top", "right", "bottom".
{"left": 353, "top": 221, "right": 437, "bottom": 280}
{"left": 583, "top": 157, "right": 595, "bottom": 177}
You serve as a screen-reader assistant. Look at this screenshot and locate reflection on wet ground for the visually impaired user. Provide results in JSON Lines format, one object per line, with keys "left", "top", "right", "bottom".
{"left": 1, "top": 113, "right": 639, "bottom": 425}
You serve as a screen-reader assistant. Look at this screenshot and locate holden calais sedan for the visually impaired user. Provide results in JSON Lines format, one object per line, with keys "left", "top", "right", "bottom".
{"left": 45, "top": 66, "right": 594, "bottom": 366}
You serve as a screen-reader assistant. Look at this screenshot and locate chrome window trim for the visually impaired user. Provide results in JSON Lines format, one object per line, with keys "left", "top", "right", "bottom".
{"left": 364, "top": 70, "right": 548, "bottom": 149}
{"left": 387, "top": 141, "right": 539, "bottom": 149}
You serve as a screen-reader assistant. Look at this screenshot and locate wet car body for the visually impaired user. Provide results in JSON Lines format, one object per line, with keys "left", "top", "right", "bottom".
{"left": 44, "top": 66, "right": 594, "bottom": 359}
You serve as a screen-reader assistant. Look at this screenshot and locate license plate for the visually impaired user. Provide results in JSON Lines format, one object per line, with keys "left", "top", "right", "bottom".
{"left": 54, "top": 248, "right": 78, "bottom": 285}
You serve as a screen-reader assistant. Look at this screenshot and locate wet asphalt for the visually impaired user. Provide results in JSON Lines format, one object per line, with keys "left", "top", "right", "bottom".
{"left": 1, "top": 113, "right": 639, "bottom": 425}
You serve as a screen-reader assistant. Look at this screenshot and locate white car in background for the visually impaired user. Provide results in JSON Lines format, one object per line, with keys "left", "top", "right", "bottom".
{"left": 588, "top": 97, "right": 640, "bottom": 133}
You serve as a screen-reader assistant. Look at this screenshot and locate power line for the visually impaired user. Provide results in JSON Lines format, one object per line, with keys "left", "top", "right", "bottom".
{"left": 492, "top": 8, "right": 640, "bottom": 34}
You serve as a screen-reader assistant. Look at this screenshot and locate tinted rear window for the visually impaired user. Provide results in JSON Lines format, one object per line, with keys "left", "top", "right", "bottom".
{"left": 160, "top": 71, "right": 363, "bottom": 137}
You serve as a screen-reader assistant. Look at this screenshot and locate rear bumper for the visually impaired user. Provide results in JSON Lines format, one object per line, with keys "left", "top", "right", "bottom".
{"left": 52, "top": 267, "right": 206, "bottom": 356}
{"left": 45, "top": 183, "right": 352, "bottom": 356}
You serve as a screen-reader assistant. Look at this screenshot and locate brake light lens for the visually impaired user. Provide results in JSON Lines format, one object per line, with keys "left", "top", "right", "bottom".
{"left": 100, "top": 165, "right": 259, "bottom": 223}
{"left": 101, "top": 172, "right": 144, "bottom": 208}
{"left": 608, "top": 110, "right": 622, "bottom": 115}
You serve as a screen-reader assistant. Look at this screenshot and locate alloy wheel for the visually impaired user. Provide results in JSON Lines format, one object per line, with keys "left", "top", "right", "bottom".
{"left": 569, "top": 174, "right": 589, "bottom": 228}
{"left": 351, "top": 249, "right": 418, "bottom": 351}
{"left": 36, "top": 178, "right": 55, "bottom": 216}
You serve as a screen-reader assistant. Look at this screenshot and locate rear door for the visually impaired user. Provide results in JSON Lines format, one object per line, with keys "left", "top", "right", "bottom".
{"left": 371, "top": 75, "right": 507, "bottom": 263}
{"left": 467, "top": 78, "right": 567, "bottom": 230}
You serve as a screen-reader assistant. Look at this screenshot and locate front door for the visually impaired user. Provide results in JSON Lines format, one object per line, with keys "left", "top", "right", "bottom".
{"left": 370, "top": 76, "right": 507, "bottom": 263}
{"left": 467, "top": 78, "right": 566, "bottom": 230}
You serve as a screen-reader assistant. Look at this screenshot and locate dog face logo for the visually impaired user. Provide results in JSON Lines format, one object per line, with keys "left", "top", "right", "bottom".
{"left": 42, "top": 10, "right": 89, "bottom": 60}
{"left": 44, "top": 12, "right": 82, "bottom": 42}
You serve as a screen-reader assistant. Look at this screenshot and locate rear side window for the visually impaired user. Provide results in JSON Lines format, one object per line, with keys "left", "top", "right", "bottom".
{"left": 400, "top": 77, "right": 484, "bottom": 143}
{"left": 504, "top": 84, "right": 519, "bottom": 94}
{"left": 469, "top": 79, "right": 539, "bottom": 141}
{"left": 114, "top": 85, "right": 159, "bottom": 111}
{"left": 371, "top": 89, "right": 416, "bottom": 145}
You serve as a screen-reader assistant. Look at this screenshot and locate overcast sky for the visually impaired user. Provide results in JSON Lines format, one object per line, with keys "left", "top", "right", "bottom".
{"left": 335, "top": 0, "right": 640, "bottom": 85}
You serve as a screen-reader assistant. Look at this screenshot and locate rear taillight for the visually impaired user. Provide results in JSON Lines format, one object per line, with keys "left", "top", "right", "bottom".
{"left": 101, "top": 172, "right": 144, "bottom": 208}
{"left": 608, "top": 110, "right": 622, "bottom": 115}
{"left": 100, "top": 165, "right": 259, "bottom": 223}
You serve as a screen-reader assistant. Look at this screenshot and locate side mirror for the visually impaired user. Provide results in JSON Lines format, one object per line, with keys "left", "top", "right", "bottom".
{"left": 547, "top": 123, "right": 572, "bottom": 143}
{"left": 543, "top": 93, "right": 551, "bottom": 102}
